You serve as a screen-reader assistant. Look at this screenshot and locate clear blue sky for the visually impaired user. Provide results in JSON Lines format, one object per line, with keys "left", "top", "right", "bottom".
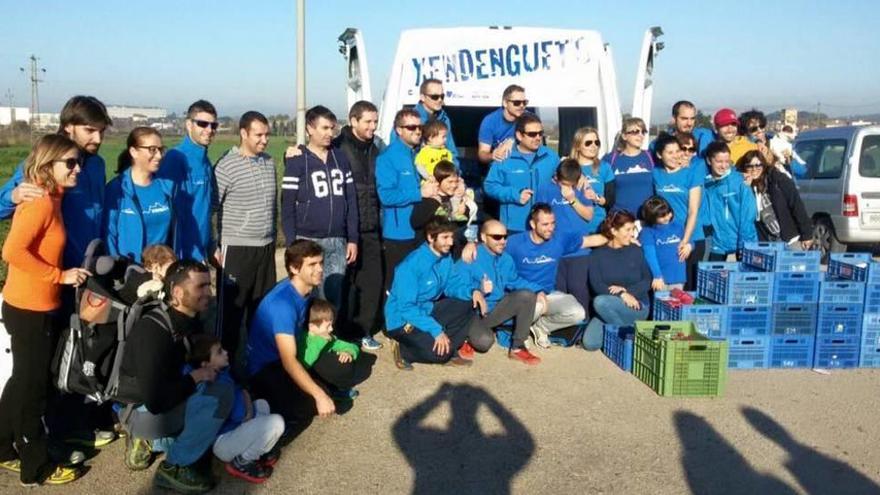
{"left": 1, "top": 0, "right": 878, "bottom": 121}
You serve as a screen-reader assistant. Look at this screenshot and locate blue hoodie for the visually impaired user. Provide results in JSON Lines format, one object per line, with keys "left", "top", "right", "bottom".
{"left": 103, "top": 169, "right": 175, "bottom": 262}
{"left": 156, "top": 135, "right": 216, "bottom": 262}
{"left": 703, "top": 170, "right": 758, "bottom": 255}
{"left": 376, "top": 139, "right": 422, "bottom": 241}
{"left": 484, "top": 145, "right": 559, "bottom": 232}
{"left": 446, "top": 244, "right": 542, "bottom": 310}
{"left": 0, "top": 153, "right": 105, "bottom": 268}
{"left": 384, "top": 243, "right": 454, "bottom": 337}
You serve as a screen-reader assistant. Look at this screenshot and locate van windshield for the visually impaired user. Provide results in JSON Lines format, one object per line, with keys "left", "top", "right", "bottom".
{"left": 859, "top": 135, "right": 880, "bottom": 178}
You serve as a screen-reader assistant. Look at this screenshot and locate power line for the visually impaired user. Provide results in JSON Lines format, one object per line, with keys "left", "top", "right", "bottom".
{"left": 20, "top": 55, "right": 46, "bottom": 142}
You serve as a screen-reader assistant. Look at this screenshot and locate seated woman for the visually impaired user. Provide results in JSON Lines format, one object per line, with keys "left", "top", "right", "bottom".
{"left": 582, "top": 210, "right": 652, "bottom": 350}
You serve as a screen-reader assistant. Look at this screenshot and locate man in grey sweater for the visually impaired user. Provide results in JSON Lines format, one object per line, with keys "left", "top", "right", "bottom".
{"left": 214, "top": 111, "right": 278, "bottom": 376}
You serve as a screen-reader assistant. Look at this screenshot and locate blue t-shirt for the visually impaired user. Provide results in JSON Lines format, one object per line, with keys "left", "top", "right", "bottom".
{"left": 478, "top": 108, "right": 516, "bottom": 149}
{"left": 535, "top": 182, "right": 597, "bottom": 256}
{"left": 652, "top": 165, "right": 704, "bottom": 242}
{"left": 602, "top": 151, "right": 654, "bottom": 215}
{"left": 247, "top": 279, "right": 311, "bottom": 376}
{"left": 638, "top": 221, "right": 688, "bottom": 285}
{"left": 506, "top": 231, "right": 583, "bottom": 293}
{"left": 581, "top": 161, "right": 614, "bottom": 230}
{"left": 134, "top": 181, "right": 173, "bottom": 248}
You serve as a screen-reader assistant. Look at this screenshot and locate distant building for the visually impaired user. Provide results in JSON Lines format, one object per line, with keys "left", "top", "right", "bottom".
{"left": 0, "top": 106, "right": 30, "bottom": 126}
{"left": 107, "top": 105, "right": 167, "bottom": 121}
{"left": 33, "top": 113, "right": 60, "bottom": 130}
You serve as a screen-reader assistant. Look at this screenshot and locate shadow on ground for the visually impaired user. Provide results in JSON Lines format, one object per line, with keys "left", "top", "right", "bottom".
{"left": 392, "top": 382, "right": 534, "bottom": 495}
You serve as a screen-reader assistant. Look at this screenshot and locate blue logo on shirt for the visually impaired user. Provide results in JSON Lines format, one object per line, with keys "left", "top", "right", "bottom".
{"left": 522, "top": 254, "right": 555, "bottom": 265}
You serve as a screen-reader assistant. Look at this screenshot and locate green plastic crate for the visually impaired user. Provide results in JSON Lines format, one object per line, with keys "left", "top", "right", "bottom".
{"left": 633, "top": 321, "right": 728, "bottom": 397}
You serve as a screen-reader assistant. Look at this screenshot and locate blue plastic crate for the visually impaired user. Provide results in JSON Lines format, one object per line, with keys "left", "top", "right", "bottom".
{"left": 603, "top": 325, "right": 634, "bottom": 372}
{"left": 769, "top": 336, "right": 815, "bottom": 368}
{"left": 697, "top": 262, "right": 774, "bottom": 305}
{"left": 819, "top": 278, "right": 865, "bottom": 305}
{"left": 728, "top": 337, "right": 770, "bottom": 369}
{"left": 870, "top": 263, "right": 880, "bottom": 285}
{"left": 742, "top": 247, "right": 821, "bottom": 273}
{"left": 814, "top": 336, "right": 860, "bottom": 369}
{"left": 862, "top": 313, "right": 880, "bottom": 349}
{"left": 865, "top": 285, "right": 880, "bottom": 314}
{"left": 817, "top": 304, "right": 863, "bottom": 336}
{"left": 727, "top": 305, "right": 771, "bottom": 337}
{"left": 653, "top": 292, "right": 728, "bottom": 338}
{"left": 772, "top": 304, "right": 818, "bottom": 336}
{"left": 859, "top": 346, "right": 880, "bottom": 368}
{"left": 743, "top": 241, "right": 786, "bottom": 251}
{"left": 772, "top": 272, "right": 821, "bottom": 304}
{"left": 827, "top": 252, "right": 872, "bottom": 281}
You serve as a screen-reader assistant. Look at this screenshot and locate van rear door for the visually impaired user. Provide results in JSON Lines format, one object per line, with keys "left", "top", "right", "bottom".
{"left": 338, "top": 28, "right": 373, "bottom": 111}
{"left": 852, "top": 130, "right": 880, "bottom": 230}
{"left": 631, "top": 27, "right": 664, "bottom": 143}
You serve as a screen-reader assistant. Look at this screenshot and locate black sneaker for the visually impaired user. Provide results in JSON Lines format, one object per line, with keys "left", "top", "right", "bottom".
{"left": 259, "top": 444, "right": 282, "bottom": 468}
{"left": 225, "top": 456, "right": 272, "bottom": 484}
{"left": 154, "top": 461, "right": 213, "bottom": 494}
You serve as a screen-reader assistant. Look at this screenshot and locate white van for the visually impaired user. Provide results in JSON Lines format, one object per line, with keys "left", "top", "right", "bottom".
{"left": 337, "top": 26, "right": 663, "bottom": 160}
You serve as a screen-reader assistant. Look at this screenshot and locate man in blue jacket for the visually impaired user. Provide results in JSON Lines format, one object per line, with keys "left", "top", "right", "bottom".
{"left": 282, "top": 105, "right": 359, "bottom": 309}
{"left": 384, "top": 219, "right": 479, "bottom": 370}
{"left": 0, "top": 95, "right": 111, "bottom": 268}
{"left": 446, "top": 220, "right": 544, "bottom": 365}
{"left": 157, "top": 100, "right": 218, "bottom": 263}
{"left": 390, "top": 78, "right": 457, "bottom": 160}
{"left": 702, "top": 142, "right": 758, "bottom": 260}
{"left": 376, "top": 108, "right": 436, "bottom": 290}
{"left": 484, "top": 113, "right": 559, "bottom": 233}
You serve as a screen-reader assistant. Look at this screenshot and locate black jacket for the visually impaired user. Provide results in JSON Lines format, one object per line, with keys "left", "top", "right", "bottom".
{"left": 333, "top": 126, "right": 380, "bottom": 234}
{"left": 758, "top": 168, "right": 813, "bottom": 242}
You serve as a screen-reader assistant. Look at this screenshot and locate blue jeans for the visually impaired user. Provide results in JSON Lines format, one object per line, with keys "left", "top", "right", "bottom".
{"left": 583, "top": 295, "right": 649, "bottom": 350}
{"left": 153, "top": 381, "right": 233, "bottom": 467}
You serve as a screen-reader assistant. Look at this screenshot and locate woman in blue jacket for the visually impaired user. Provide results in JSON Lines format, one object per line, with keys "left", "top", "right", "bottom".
{"left": 104, "top": 127, "right": 175, "bottom": 262}
{"left": 701, "top": 142, "right": 757, "bottom": 261}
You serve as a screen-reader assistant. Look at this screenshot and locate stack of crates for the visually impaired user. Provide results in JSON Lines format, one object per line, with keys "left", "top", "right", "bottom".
{"left": 818, "top": 253, "right": 869, "bottom": 368}
{"left": 653, "top": 291, "right": 728, "bottom": 339}
{"left": 697, "top": 259, "right": 774, "bottom": 369}
{"left": 741, "top": 242, "right": 822, "bottom": 369}
{"left": 862, "top": 263, "right": 880, "bottom": 367}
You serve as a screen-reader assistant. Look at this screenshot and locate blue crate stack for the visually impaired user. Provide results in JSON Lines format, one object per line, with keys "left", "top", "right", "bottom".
{"left": 863, "top": 262, "right": 880, "bottom": 367}
{"left": 819, "top": 253, "right": 871, "bottom": 368}
{"left": 827, "top": 256, "right": 880, "bottom": 368}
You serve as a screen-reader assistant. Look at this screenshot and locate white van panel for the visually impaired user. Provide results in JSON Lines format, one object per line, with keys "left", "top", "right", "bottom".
{"left": 338, "top": 28, "right": 373, "bottom": 110}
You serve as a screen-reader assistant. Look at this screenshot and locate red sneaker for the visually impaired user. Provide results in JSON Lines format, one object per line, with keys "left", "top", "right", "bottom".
{"left": 508, "top": 348, "right": 541, "bottom": 366}
{"left": 458, "top": 341, "right": 475, "bottom": 360}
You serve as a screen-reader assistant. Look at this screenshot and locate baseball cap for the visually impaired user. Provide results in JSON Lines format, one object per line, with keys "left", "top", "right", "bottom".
{"left": 714, "top": 108, "right": 738, "bottom": 127}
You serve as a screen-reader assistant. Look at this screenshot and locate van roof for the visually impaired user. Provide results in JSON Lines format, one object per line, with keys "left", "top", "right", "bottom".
{"left": 796, "top": 125, "right": 880, "bottom": 141}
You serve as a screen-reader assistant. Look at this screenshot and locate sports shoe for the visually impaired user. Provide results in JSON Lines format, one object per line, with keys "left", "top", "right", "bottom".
{"left": 458, "top": 341, "right": 475, "bottom": 360}
{"left": 259, "top": 444, "right": 282, "bottom": 468}
{"left": 444, "top": 356, "right": 473, "bottom": 367}
{"left": 154, "top": 461, "right": 213, "bottom": 494}
{"left": 64, "top": 429, "right": 116, "bottom": 448}
{"left": 509, "top": 347, "right": 542, "bottom": 366}
{"left": 48, "top": 442, "right": 86, "bottom": 466}
{"left": 530, "top": 326, "right": 551, "bottom": 349}
{"left": 0, "top": 458, "right": 20, "bottom": 473}
{"left": 331, "top": 388, "right": 360, "bottom": 401}
{"left": 124, "top": 435, "right": 153, "bottom": 471}
{"left": 20, "top": 465, "right": 81, "bottom": 487}
{"left": 361, "top": 336, "right": 383, "bottom": 350}
{"left": 391, "top": 340, "right": 413, "bottom": 371}
{"left": 224, "top": 456, "right": 272, "bottom": 484}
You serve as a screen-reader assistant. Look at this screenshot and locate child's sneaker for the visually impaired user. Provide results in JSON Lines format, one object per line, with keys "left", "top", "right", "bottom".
{"left": 331, "top": 388, "right": 360, "bottom": 401}
{"left": 64, "top": 429, "right": 116, "bottom": 448}
{"left": 361, "top": 336, "right": 383, "bottom": 351}
{"left": 225, "top": 456, "right": 272, "bottom": 484}
{"left": 155, "top": 461, "right": 213, "bottom": 493}
{"left": 259, "top": 444, "right": 282, "bottom": 468}
{"left": 21, "top": 465, "right": 81, "bottom": 487}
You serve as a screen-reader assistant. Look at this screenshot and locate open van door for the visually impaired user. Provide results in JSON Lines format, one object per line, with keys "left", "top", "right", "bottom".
{"left": 631, "top": 26, "right": 664, "bottom": 146}
{"left": 338, "top": 28, "right": 373, "bottom": 112}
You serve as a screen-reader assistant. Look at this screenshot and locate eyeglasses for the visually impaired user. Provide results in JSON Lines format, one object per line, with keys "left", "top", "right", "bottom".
{"left": 486, "top": 233, "right": 508, "bottom": 241}
{"left": 507, "top": 99, "right": 529, "bottom": 107}
{"left": 681, "top": 146, "right": 696, "bottom": 153}
{"left": 625, "top": 129, "right": 648, "bottom": 136}
{"left": 583, "top": 139, "right": 601, "bottom": 147}
{"left": 55, "top": 157, "right": 81, "bottom": 170}
{"left": 522, "top": 130, "right": 544, "bottom": 138}
{"left": 748, "top": 125, "right": 766, "bottom": 133}
{"left": 400, "top": 124, "right": 422, "bottom": 132}
{"left": 136, "top": 145, "right": 166, "bottom": 156}
{"left": 193, "top": 119, "right": 219, "bottom": 130}
{"left": 424, "top": 93, "right": 444, "bottom": 101}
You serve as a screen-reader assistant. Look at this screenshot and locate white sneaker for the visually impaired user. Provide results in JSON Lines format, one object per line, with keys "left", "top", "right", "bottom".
{"left": 530, "top": 326, "right": 551, "bottom": 349}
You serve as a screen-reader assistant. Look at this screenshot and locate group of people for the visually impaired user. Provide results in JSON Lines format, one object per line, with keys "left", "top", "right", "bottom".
{"left": 0, "top": 83, "right": 814, "bottom": 491}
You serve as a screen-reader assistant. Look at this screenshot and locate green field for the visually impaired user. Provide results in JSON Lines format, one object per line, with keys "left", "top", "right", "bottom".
{"left": 0, "top": 134, "right": 296, "bottom": 287}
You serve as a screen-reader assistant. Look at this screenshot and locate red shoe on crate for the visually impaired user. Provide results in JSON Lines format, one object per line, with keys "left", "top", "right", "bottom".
{"left": 670, "top": 289, "right": 694, "bottom": 305}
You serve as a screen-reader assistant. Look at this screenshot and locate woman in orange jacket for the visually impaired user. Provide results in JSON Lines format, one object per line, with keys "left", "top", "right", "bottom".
{"left": 0, "top": 134, "right": 91, "bottom": 486}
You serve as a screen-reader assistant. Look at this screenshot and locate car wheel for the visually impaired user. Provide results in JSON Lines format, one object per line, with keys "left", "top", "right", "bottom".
{"left": 813, "top": 218, "right": 844, "bottom": 263}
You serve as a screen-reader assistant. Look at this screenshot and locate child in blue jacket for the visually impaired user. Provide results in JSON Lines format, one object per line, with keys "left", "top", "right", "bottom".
{"left": 638, "top": 196, "right": 690, "bottom": 291}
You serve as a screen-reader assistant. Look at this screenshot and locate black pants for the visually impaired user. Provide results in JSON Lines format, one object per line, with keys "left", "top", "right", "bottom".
{"left": 555, "top": 255, "right": 591, "bottom": 319}
{"left": 217, "top": 243, "right": 277, "bottom": 375}
{"left": 345, "top": 232, "right": 385, "bottom": 340}
{"left": 685, "top": 240, "right": 707, "bottom": 291}
{"left": 387, "top": 298, "right": 475, "bottom": 364}
{"left": 0, "top": 302, "right": 56, "bottom": 483}
{"left": 468, "top": 290, "right": 537, "bottom": 351}
{"left": 383, "top": 238, "right": 419, "bottom": 292}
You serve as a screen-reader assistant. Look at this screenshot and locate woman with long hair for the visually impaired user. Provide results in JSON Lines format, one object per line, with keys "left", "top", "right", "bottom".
{"left": 0, "top": 134, "right": 89, "bottom": 486}
{"left": 599, "top": 118, "right": 655, "bottom": 217}
{"left": 568, "top": 126, "right": 614, "bottom": 226}
{"left": 104, "top": 127, "right": 175, "bottom": 262}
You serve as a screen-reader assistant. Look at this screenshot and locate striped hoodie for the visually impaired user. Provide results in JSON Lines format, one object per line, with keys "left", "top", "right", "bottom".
{"left": 214, "top": 146, "right": 277, "bottom": 247}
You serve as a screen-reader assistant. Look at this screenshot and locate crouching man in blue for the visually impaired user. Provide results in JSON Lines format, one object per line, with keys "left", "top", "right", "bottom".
{"left": 119, "top": 260, "right": 233, "bottom": 494}
{"left": 385, "top": 218, "right": 482, "bottom": 370}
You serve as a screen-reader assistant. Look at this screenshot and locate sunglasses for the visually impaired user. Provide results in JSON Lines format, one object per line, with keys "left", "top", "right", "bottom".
{"left": 136, "top": 145, "right": 166, "bottom": 156}
{"left": 583, "top": 139, "right": 601, "bottom": 147}
{"left": 193, "top": 119, "right": 219, "bottom": 130}
{"left": 744, "top": 163, "right": 764, "bottom": 169}
{"left": 424, "top": 93, "right": 445, "bottom": 101}
{"left": 522, "top": 130, "right": 544, "bottom": 138}
{"left": 55, "top": 157, "right": 81, "bottom": 170}
{"left": 748, "top": 125, "right": 766, "bottom": 133}
{"left": 507, "top": 99, "right": 529, "bottom": 107}
{"left": 625, "top": 129, "right": 648, "bottom": 136}
{"left": 486, "top": 233, "right": 508, "bottom": 241}
{"left": 400, "top": 124, "right": 422, "bottom": 132}
{"left": 681, "top": 146, "right": 696, "bottom": 153}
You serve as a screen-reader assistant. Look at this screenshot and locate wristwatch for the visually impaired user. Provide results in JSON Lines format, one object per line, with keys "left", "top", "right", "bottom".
{"left": 567, "top": 199, "right": 576, "bottom": 206}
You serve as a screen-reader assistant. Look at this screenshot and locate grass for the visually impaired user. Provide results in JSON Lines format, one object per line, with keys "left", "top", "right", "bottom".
{"left": 0, "top": 134, "right": 296, "bottom": 287}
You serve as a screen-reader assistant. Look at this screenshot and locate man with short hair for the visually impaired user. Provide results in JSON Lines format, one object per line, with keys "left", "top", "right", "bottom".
{"left": 505, "top": 204, "right": 607, "bottom": 348}
{"left": 214, "top": 111, "right": 278, "bottom": 374}
{"left": 713, "top": 108, "right": 757, "bottom": 164}
{"left": 447, "top": 220, "right": 544, "bottom": 365}
{"left": 0, "top": 95, "right": 112, "bottom": 268}
{"left": 158, "top": 100, "right": 219, "bottom": 262}
{"left": 120, "top": 260, "right": 232, "bottom": 494}
{"left": 652, "top": 100, "right": 715, "bottom": 155}
{"left": 376, "top": 109, "right": 437, "bottom": 289}
{"left": 485, "top": 113, "right": 559, "bottom": 233}
{"left": 478, "top": 84, "right": 528, "bottom": 164}
{"left": 385, "top": 219, "right": 480, "bottom": 370}
{"left": 391, "top": 78, "right": 457, "bottom": 159}
{"left": 282, "top": 105, "right": 359, "bottom": 310}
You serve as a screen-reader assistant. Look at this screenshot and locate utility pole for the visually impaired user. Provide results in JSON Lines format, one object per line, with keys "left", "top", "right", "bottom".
{"left": 816, "top": 102, "right": 821, "bottom": 128}
{"left": 20, "top": 55, "right": 46, "bottom": 141}
{"left": 3, "top": 89, "right": 13, "bottom": 124}
{"left": 295, "top": 0, "right": 306, "bottom": 146}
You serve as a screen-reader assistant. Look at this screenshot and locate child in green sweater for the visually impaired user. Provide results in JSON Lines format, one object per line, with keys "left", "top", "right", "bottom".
{"left": 299, "top": 299, "right": 360, "bottom": 375}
